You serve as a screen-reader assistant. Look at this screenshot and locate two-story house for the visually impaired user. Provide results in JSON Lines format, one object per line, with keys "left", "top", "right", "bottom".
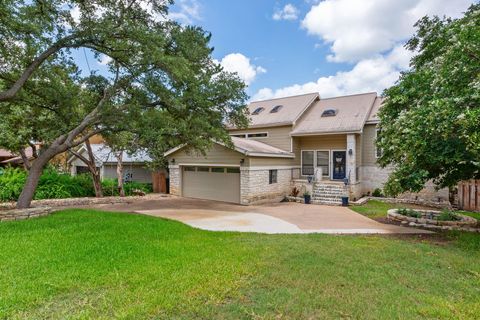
{"left": 164, "top": 92, "right": 448, "bottom": 205}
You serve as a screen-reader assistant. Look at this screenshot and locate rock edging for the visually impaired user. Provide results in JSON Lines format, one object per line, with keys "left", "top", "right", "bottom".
{"left": 387, "top": 209, "right": 479, "bottom": 232}
{"left": 0, "top": 194, "right": 171, "bottom": 210}
{"left": 0, "top": 207, "right": 54, "bottom": 222}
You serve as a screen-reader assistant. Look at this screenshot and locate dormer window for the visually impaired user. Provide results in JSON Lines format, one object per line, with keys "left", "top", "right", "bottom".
{"left": 252, "top": 107, "right": 265, "bottom": 115}
{"left": 321, "top": 109, "right": 337, "bottom": 117}
{"left": 270, "top": 105, "right": 283, "bottom": 113}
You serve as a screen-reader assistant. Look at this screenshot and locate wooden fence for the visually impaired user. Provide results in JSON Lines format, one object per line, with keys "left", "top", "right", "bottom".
{"left": 458, "top": 180, "right": 480, "bottom": 212}
{"left": 152, "top": 171, "right": 168, "bottom": 194}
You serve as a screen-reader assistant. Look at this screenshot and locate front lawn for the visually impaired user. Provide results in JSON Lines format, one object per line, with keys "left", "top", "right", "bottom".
{"left": 1, "top": 210, "right": 479, "bottom": 319}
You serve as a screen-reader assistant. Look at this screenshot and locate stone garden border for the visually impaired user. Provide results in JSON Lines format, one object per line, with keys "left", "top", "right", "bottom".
{"left": 353, "top": 196, "right": 451, "bottom": 209}
{"left": 0, "top": 193, "right": 171, "bottom": 210}
{"left": 387, "top": 208, "right": 479, "bottom": 232}
{"left": 0, "top": 207, "right": 54, "bottom": 222}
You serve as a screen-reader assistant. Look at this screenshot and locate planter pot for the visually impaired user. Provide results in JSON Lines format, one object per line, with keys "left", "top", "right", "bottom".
{"left": 341, "top": 196, "right": 349, "bottom": 206}
{"left": 304, "top": 195, "right": 311, "bottom": 204}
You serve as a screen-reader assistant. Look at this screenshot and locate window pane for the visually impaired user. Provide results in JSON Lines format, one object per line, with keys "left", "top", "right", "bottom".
{"left": 184, "top": 166, "right": 195, "bottom": 172}
{"left": 197, "top": 167, "right": 209, "bottom": 172}
{"left": 226, "top": 167, "right": 240, "bottom": 173}
{"left": 211, "top": 167, "right": 225, "bottom": 173}
{"left": 248, "top": 132, "right": 268, "bottom": 138}
{"left": 231, "top": 134, "right": 246, "bottom": 138}
{"left": 269, "top": 169, "right": 277, "bottom": 184}
{"left": 316, "top": 151, "right": 329, "bottom": 176}
{"left": 302, "top": 151, "right": 314, "bottom": 176}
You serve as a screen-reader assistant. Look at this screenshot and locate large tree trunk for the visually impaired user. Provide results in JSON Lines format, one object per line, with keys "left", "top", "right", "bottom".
{"left": 16, "top": 150, "right": 55, "bottom": 209}
{"left": 116, "top": 152, "right": 125, "bottom": 197}
{"left": 85, "top": 141, "right": 103, "bottom": 197}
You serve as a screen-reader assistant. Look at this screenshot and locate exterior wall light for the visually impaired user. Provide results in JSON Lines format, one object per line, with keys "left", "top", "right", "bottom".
{"left": 348, "top": 149, "right": 353, "bottom": 156}
{"left": 171, "top": 158, "right": 175, "bottom": 164}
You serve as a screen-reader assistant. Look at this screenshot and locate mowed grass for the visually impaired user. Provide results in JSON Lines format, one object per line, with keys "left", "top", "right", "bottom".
{"left": 1, "top": 210, "right": 480, "bottom": 319}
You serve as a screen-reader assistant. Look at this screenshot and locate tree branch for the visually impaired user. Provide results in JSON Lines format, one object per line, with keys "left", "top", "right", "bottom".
{"left": 19, "top": 148, "right": 31, "bottom": 171}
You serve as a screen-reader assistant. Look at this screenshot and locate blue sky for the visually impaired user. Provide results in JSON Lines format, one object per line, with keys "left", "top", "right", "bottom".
{"left": 73, "top": 0, "right": 473, "bottom": 101}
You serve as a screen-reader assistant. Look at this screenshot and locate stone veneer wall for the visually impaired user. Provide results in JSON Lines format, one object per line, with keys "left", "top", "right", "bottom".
{"left": 168, "top": 166, "right": 181, "bottom": 196}
{"left": 360, "top": 165, "right": 449, "bottom": 203}
{"left": 240, "top": 168, "right": 292, "bottom": 205}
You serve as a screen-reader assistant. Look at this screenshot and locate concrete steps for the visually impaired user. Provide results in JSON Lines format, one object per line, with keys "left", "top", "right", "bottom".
{"left": 312, "top": 182, "right": 346, "bottom": 205}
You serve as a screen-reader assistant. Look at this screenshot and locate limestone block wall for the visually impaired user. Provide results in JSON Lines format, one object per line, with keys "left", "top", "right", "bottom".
{"left": 360, "top": 165, "right": 449, "bottom": 203}
{"left": 240, "top": 167, "right": 292, "bottom": 205}
{"left": 168, "top": 165, "right": 181, "bottom": 196}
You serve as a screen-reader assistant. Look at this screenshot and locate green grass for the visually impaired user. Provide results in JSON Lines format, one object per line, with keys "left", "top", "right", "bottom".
{"left": 457, "top": 210, "right": 480, "bottom": 220}
{"left": 1, "top": 209, "right": 480, "bottom": 319}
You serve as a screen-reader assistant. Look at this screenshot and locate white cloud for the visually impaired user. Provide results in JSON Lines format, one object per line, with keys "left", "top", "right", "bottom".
{"left": 302, "top": 0, "right": 472, "bottom": 62}
{"left": 169, "top": 0, "right": 201, "bottom": 24}
{"left": 273, "top": 4, "right": 300, "bottom": 21}
{"left": 98, "top": 54, "right": 113, "bottom": 65}
{"left": 217, "top": 53, "right": 267, "bottom": 86}
{"left": 252, "top": 45, "right": 414, "bottom": 100}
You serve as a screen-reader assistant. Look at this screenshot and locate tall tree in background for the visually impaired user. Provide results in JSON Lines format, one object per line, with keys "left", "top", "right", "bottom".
{"left": 0, "top": 0, "right": 248, "bottom": 208}
{"left": 377, "top": 4, "right": 480, "bottom": 196}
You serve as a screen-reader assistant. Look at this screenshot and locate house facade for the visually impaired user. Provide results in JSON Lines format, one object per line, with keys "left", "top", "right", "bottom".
{"left": 69, "top": 143, "right": 155, "bottom": 184}
{"left": 165, "top": 92, "right": 448, "bottom": 205}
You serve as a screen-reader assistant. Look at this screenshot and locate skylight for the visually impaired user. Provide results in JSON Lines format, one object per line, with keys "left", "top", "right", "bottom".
{"left": 321, "top": 109, "right": 337, "bottom": 117}
{"left": 270, "top": 105, "right": 283, "bottom": 113}
{"left": 252, "top": 107, "right": 265, "bottom": 115}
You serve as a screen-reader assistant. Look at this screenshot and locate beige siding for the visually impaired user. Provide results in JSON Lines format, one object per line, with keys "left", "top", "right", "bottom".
{"left": 362, "top": 124, "right": 378, "bottom": 166}
{"left": 169, "top": 143, "right": 246, "bottom": 166}
{"left": 229, "top": 125, "right": 292, "bottom": 152}
{"left": 299, "top": 135, "right": 347, "bottom": 150}
{"left": 103, "top": 165, "right": 153, "bottom": 183}
{"left": 249, "top": 157, "right": 298, "bottom": 167}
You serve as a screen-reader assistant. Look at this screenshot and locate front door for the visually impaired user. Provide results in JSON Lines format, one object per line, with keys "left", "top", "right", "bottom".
{"left": 332, "top": 151, "right": 346, "bottom": 180}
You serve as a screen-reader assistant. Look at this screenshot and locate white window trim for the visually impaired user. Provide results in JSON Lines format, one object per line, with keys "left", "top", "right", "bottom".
{"left": 301, "top": 150, "right": 315, "bottom": 177}
{"left": 315, "top": 149, "right": 331, "bottom": 178}
{"left": 229, "top": 132, "right": 269, "bottom": 139}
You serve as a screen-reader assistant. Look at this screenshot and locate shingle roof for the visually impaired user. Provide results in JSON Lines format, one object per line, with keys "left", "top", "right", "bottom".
{"left": 290, "top": 92, "right": 377, "bottom": 136}
{"left": 231, "top": 92, "right": 319, "bottom": 129}
{"left": 366, "top": 96, "right": 384, "bottom": 123}
{"left": 230, "top": 137, "right": 293, "bottom": 157}
{"left": 68, "top": 144, "right": 151, "bottom": 164}
{"left": 164, "top": 137, "right": 294, "bottom": 158}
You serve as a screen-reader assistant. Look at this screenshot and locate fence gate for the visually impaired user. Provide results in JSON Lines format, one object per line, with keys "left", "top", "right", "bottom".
{"left": 152, "top": 171, "right": 167, "bottom": 193}
{"left": 458, "top": 180, "right": 480, "bottom": 212}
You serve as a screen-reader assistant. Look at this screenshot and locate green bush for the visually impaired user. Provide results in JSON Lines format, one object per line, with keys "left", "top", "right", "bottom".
{"left": 0, "top": 167, "right": 27, "bottom": 201}
{"left": 437, "top": 210, "right": 461, "bottom": 221}
{"left": 397, "top": 208, "right": 422, "bottom": 218}
{"left": 101, "top": 178, "right": 152, "bottom": 197}
{"left": 0, "top": 167, "right": 152, "bottom": 202}
{"left": 372, "top": 188, "right": 384, "bottom": 197}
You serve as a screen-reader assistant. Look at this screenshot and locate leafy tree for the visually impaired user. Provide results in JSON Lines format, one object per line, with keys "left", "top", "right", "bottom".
{"left": 378, "top": 4, "right": 480, "bottom": 196}
{"left": 0, "top": 1, "right": 248, "bottom": 208}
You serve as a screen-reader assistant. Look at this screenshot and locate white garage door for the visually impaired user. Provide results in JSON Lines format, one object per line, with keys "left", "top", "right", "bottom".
{"left": 182, "top": 166, "right": 240, "bottom": 204}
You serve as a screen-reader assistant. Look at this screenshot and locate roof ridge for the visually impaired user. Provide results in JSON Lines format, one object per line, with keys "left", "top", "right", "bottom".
{"left": 319, "top": 91, "right": 378, "bottom": 100}
{"left": 250, "top": 92, "right": 319, "bottom": 104}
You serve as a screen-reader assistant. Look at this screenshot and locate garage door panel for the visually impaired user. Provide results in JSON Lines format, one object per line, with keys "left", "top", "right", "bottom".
{"left": 182, "top": 167, "right": 240, "bottom": 204}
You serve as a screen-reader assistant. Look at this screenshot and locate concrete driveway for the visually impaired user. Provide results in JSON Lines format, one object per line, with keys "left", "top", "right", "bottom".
{"left": 85, "top": 196, "right": 431, "bottom": 235}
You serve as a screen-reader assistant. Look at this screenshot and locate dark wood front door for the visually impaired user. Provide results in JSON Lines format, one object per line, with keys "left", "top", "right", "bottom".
{"left": 332, "top": 151, "right": 346, "bottom": 180}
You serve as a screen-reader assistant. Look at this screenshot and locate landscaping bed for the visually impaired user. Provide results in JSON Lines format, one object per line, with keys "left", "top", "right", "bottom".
{"left": 388, "top": 208, "right": 479, "bottom": 232}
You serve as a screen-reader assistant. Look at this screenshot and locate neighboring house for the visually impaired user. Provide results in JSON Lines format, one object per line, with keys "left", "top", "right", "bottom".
{"left": 0, "top": 146, "right": 38, "bottom": 167}
{"left": 68, "top": 143, "right": 154, "bottom": 184}
{"left": 164, "top": 92, "right": 449, "bottom": 205}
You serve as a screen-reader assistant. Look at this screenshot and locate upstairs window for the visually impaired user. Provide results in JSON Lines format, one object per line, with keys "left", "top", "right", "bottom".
{"left": 270, "top": 105, "right": 283, "bottom": 113}
{"left": 247, "top": 132, "right": 268, "bottom": 138}
{"left": 321, "top": 109, "right": 337, "bottom": 117}
{"left": 252, "top": 107, "right": 265, "bottom": 115}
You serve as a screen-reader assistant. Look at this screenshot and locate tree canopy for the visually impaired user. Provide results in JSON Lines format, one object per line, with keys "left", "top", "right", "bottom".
{"left": 0, "top": 0, "right": 249, "bottom": 208}
{"left": 378, "top": 4, "right": 480, "bottom": 196}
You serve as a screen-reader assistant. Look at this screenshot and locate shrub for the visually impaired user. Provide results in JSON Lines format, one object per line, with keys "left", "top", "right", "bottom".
{"left": 437, "top": 210, "right": 461, "bottom": 221}
{"left": 0, "top": 167, "right": 152, "bottom": 202}
{"left": 397, "top": 208, "right": 422, "bottom": 218}
{"left": 0, "top": 167, "right": 27, "bottom": 201}
{"left": 372, "top": 188, "right": 384, "bottom": 197}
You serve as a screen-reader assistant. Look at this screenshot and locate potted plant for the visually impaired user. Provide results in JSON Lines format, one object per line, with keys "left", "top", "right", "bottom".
{"left": 303, "top": 191, "right": 311, "bottom": 204}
